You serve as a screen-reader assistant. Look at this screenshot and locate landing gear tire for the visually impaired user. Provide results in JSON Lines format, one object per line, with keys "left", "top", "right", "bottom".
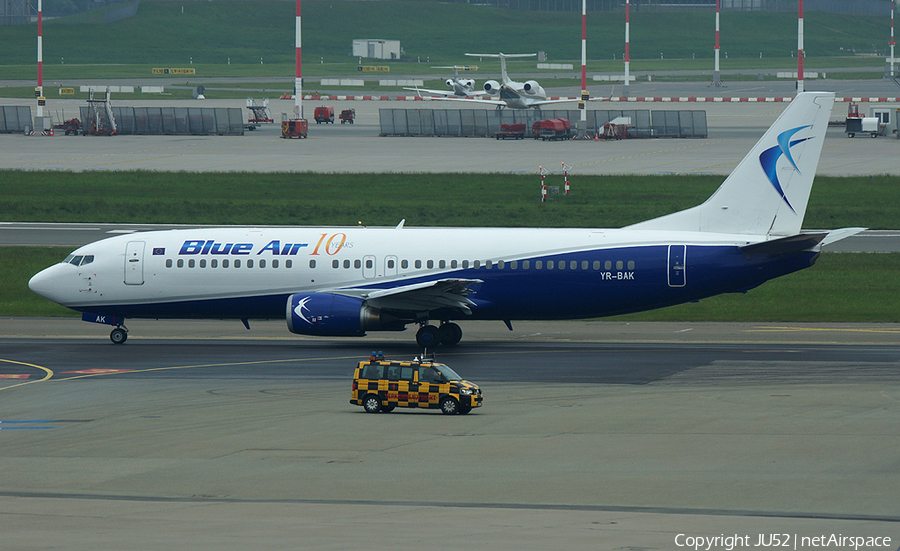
{"left": 440, "top": 396, "right": 459, "bottom": 415}
{"left": 416, "top": 325, "right": 441, "bottom": 348}
{"left": 362, "top": 394, "right": 382, "bottom": 414}
{"left": 439, "top": 322, "right": 462, "bottom": 346}
{"left": 110, "top": 327, "right": 128, "bottom": 345}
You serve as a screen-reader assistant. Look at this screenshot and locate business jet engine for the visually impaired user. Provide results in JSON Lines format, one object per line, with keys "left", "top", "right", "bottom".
{"left": 483, "top": 80, "right": 501, "bottom": 95}
{"left": 522, "top": 80, "right": 544, "bottom": 95}
{"left": 286, "top": 293, "right": 406, "bottom": 337}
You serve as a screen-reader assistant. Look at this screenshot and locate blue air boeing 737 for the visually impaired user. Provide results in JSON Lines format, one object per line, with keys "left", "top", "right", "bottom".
{"left": 29, "top": 92, "right": 862, "bottom": 346}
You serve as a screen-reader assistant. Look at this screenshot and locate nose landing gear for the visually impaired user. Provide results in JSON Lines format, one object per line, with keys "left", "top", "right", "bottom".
{"left": 110, "top": 325, "right": 128, "bottom": 344}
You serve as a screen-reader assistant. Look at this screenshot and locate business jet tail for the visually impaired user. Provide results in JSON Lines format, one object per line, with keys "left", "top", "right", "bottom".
{"left": 628, "top": 92, "right": 835, "bottom": 237}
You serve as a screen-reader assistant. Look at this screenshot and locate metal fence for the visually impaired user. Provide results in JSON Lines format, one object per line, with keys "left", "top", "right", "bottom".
{"left": 78, "top": 106, "right": 244, "bottom": 135}
{"left": 0, "top": 105, "right": 33, "bottom": 133}
{"left": 379, "top": 108, "right": 707, "bottom": 139}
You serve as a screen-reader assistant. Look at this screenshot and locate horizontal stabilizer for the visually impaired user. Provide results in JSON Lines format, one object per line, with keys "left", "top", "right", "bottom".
{"left": 739, "top": 233, "right": 828, "bottom": 255}
{"left": 820, "top": 227, "right": 867, "bottom": 247}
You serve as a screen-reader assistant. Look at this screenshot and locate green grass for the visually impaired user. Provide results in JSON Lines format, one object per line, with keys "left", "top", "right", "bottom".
{"left": 609, "top": 253, "right": 900, "bottom": 323}
{"left": 3, "top": 169, "right": 895, "bottom": 320}
{"left": 0, "top": 1, "right": 892, "bottom": 72}
{"left": 0, "top": 171, "right": 894, "bottom": 229}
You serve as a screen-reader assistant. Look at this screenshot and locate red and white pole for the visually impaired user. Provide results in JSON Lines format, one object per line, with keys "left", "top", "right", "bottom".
{"left": 624, "top": 0, "right": 630, "bottom": 87}
{"left": 562, "top": 162, "right": 570, "bottom": 195}
{"left": 540, "top": 166, "right": 547, "bottom": 203}
{"left": 890, "top": 0, "right": 896, "bottom": 78}
{"left": 797, "top": 0, "right": 804, "bottom": 94}
{"left": 37, "top": 0, "right": 43, "bottom": 118}
{"left": 580, "top": 0, "right": 587, "bottom": 133}
{"left": 713, "top": 0, "right": 720, "bottom": 84}
{"left": 295, "top": 0, "right": 302, "bottom": 118}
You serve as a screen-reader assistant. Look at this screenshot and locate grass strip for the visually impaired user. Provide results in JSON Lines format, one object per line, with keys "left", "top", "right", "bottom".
{"left": 0, "top": 171, "right": 894, "bottom": 229}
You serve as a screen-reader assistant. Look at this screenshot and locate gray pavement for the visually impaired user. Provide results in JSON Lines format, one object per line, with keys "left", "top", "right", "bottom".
{"left": 1, "top": 319, "right": 899, "bottom": 550}
{"left": 1, "top": 87, "right": 898, "bottom": 176}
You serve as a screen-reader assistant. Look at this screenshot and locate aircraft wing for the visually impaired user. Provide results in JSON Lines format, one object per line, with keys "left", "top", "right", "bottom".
{"left": 413, "top": 94, "right": 505, "bottom": 105}
{"left": 336, "top": 279, "right": 483, "bottom": 314}
{"left": 402, "top": 87, "right": 487, "bottom": 99}
{"left": 527, "top": 98, "right": 579, "bottom": 107}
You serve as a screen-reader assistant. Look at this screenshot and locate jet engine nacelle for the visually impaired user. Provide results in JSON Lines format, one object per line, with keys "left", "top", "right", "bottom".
{"left": 460, "top": 79, "right": 475, "bottom": 88}
{"left": 286, "top": 293, "right": 405, "bottom": 337}
{"left": 445, "top": 79, "right": 455, "bottom": 88}
{"left": 523, "top": 80, "right": 543, "bottom": 95}
{"left": 483, "top": 80, "right": 501, "bottom": 95}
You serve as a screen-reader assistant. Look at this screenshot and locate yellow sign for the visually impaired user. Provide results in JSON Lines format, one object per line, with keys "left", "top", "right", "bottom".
{"left": 357, "top": 66, "right": 390, "bottom": 72}
{"left": 152, "top": 68, "right": 196, "bottom": 75}
{"left": 59, "top": 88, "right": 75, "bottom": 95}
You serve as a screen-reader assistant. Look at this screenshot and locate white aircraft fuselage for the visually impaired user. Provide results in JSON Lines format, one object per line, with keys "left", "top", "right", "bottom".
{"left": 29, "top": 92, "right": 861, "bottom": 347}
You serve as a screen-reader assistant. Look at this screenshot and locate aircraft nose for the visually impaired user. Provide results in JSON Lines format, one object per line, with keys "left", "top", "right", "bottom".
{"left": 28, "top": 265, "right": 59, "bottom": 301}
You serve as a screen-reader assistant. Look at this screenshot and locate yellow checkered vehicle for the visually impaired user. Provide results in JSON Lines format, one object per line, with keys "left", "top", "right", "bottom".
{"left": 351, "top": 353, "right": 483, "bottom": 415}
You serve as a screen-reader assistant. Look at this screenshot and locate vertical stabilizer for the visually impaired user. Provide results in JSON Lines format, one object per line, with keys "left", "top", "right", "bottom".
{"left": 627, "top": 92, "right": 835, "bottom": 236}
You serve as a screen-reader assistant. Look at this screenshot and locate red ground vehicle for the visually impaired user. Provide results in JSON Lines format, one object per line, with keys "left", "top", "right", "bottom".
{"left": 339, "top": 109, "right": 355, "bottom": 124}
{"left": 281, "top": 119, "right": 308, "bottom": 138}
{"left": 495, "top": 123, "right": 526, "bottom": 140}
{"left": 314, "top": 106, "right": 335, "bottom": 124}
{"left": 54, "top": 118, "right": 82, "bottom": 136}
{"left": 532, "top": 118, "right": 572, "bottom": 141}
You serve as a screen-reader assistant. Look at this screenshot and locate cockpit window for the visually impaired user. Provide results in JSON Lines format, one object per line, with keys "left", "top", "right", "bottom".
{"left": 63, "top": 255, "right": 94, "bottom": 266}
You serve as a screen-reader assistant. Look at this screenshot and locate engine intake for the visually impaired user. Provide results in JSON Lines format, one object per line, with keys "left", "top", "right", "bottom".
{"left": 483, "top": 80, "right": 501, "bottom": 95}
{"left": 286, "top": 293, "right": 405, "bottom": 337}
{"left": 523, "top": 80, "right": 542, "bottom": 95}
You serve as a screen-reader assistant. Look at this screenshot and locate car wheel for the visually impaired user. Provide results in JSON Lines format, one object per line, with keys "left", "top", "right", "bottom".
{"left": 440, "top": 396, "right": 458, "bottom": 415}
{"left": 362, "top": 394, "right": 381, "bottom": 413}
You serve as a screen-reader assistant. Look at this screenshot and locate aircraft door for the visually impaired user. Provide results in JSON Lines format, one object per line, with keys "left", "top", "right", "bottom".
{"left": 363, "top": 255, "right": 376, "bottom": 279}
{"left": 667, "top": 245, "right": 686, "bottom": 288}
{"left": 124, "top": 241, "right": 145, "bottom": 285}
{"left": 385, "top": 255, "right": 398, "bottom": 276}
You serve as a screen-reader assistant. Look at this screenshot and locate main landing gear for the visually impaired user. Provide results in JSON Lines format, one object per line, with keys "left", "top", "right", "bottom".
{"left": 110, "top": 325, "right": 128, "bottom": 344}
{"left": 415, "top": 322, "right": 462, "bottom": 348}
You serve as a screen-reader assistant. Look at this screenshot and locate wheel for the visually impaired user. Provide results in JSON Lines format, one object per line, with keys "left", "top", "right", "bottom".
{"left": 110, "top": 327, "right": 127, "bottom": 344}
{"left": 381, "top": 406, "right": 395, "bottom": 413}
{"left": 439, "top": 322, "right": 462, "bottom": 346}
{"left": 416, "top": 325, "right": 441, "bottom": 348}
{"left": 847, "top": 132, "right": 855, "bottom": 138}
{"left": 870, "top": 133, "right": 877, "bottom": 138}
{"left": 439, "top": 396, "right": 459, "bottom": 415}
{"left": 362, "top": 394, "right": 381, "bottom": 413}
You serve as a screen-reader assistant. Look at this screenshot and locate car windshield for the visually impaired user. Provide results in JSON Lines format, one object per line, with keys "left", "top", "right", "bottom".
{"left": 436, "top": 365, "right": 463, "bottom": 382}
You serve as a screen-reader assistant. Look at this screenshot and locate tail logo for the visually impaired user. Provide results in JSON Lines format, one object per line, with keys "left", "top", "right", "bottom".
{"left": 758, "top": 125, "right": 812, "bottom": 214}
